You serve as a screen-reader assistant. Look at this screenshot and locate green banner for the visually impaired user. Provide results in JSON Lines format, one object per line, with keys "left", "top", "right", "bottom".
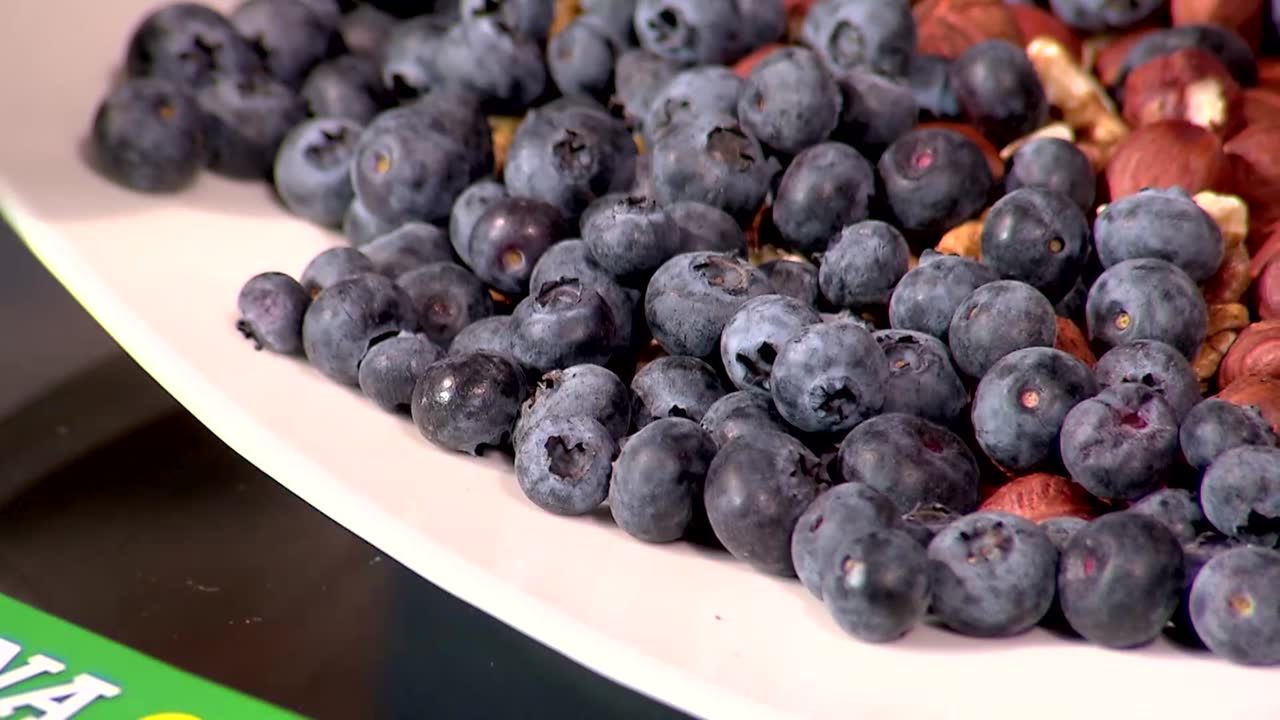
{"left": 0, "top": 594, "right": 302, "bottom": 720}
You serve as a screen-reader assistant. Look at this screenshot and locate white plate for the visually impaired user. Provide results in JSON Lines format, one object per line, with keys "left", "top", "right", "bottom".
{"left": 2, "top": 2, "right": 1276, "bottom": 717}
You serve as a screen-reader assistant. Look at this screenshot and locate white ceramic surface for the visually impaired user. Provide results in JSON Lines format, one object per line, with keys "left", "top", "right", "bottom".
{"left": 2, "top": 2, "right": 1276, "bottom": 717}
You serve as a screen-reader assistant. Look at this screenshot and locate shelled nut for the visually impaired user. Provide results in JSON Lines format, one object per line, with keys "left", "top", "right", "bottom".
{"left": 1122, "top": 48, "right": 1243, "bottom": 138}
{"left": 1105, "top": 121, "right": 1225, "bottom": 199}
{"left": 914, "top": 0, "right": 1024, "bottom": 60}
{"left": 979, "top": 472, "right": 1097, "bottom": 522}
{"left": 936, "top": 219, "right": 984, "bottom": 259}
{"left": 1218, "top": 319, "right": 1280, "bottom": 387}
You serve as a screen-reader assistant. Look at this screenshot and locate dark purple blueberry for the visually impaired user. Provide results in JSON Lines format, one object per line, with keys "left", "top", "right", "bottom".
{"left": 1060, "top": 383, "right": 1180, "bottom": 501}
{"left": 642, "top": 66, "right": 745, "bottom": 144}
{"left": 351, "top": 124, "right": 474, "bottom": 226}
{"left": 529, "top": 240, "right": 640, "bottom": 349}
{"left": 888, "top": 254, "right": 998, "bottom": 341}
{"left": 1094, "top": 340, "right": 1202, "bottom": 423}
{"left": 771, "top": 320, "right": 888, "bottom": 434}
{"left": 1086, "top": 258, "right": 1208, "bottom": 360}
{"left": 972, "top": 347, "right": 1099, "bottom": 472}
{"left": 948, "top": 280, "right": 1057, "bottom": 379}
{"left": 900, "top": 503, "right": 963, "bottom": 548}
{"left": 397, "top": 262, "right": 494, "bottom": 347}
{"left": 125, "top": 3, "right": 262, "bottom": 88}
{"left": 737, "top": 46, "right": 842, "bottom": 156}
{"left": 1048, "top": 0, "right": 1165, "bottom": 32}
{"left": 800, "top": 0, "right": 917, "bottom": 78}
{"left": 878, "top": 128, "right": 994, "bottom": 243}
{"left": 633, "top": 0, "right": 741, "bottom": 65}
{"left": 379, "top": 16, "right": 450, "bottom": 99}
{"left": 448, "top": 315, "right": 518, "bottom": 359}
{"left": 460, "top": 0, "right": 555, "bottom": 45}
{"left": 704, "top": 429, "right": 824, "bottom": 576}
{"left": 411, "top": 351, "right": 529, "bottom": 454}
{"left": 432, "top": 16, "right": 546, "bottom": 112}
{"left": 1058, "top": 512, "right": 1185, "bottom": 647}
{"left": 466, "top": 198, "right": 570, "bottom": 295}
{"left": 700, "top": 390, "right": 788, "bottom": 448}
{"left": 733, "top": 0, "right": 787, "bottom": 52}
{"left": 300, "top": 246, "right": 376, "bottom": 296}
{"left": 980, "top": 187, "right": 1090, "bottom": 302}
{"left": 582, "top": 196, "right": 682, "bottom": 284}
{"left": 302, "top": 273, "right": 418, "bottom": 385}
{"left": 929, "top": 511, "right": 1059, "bottom": 637}
{"left": 1200, "top": 446, "right": 1280, "bottom": 548}
{"left": 839, "top": 413, "right": 980, "bottom": 514}
{"left": 301, "top": 54, "right": 389, "bottom": 124}
{"left": 1131, "top": 488, "right": 1205, "bottom": 545}
{"left": 337, "top": 5, "right": 395, "bottom": 58}
{"left": 357, "top": 331, "right": 441, "bottom": 412}
{"left": 874, "top": 329, "right": 968, "bottom": 425}
{"left": 1190, "top": 546, "right": 1280, "bottom": 666}
{"left": 1117, "top": 24, "right": 1258, "bottom": 92}
{"left": 343, "top": 197, "right": 397, "bottom": 247}
{"left": 512, "top": 278, "right": 619, "bottom": 373}
{"left": 231, "top": 0, "right": 342, "bottom": 88}
{"left": 1094, "top": 188, "right": 1225, "bottom": 283}
{"left": 818, "top": 220, "right": 910, "bottom": 309}
{"left": 449, "top": 179, "right": 509, "bottom": 267}
{"left": 197, "top": 72, "right": 307, "bottom": 179}
{"left": 1040, "top": 516, "right": 1088, "bottom": 552}
{"left": 514, "top": 364, "right": 632, "bottom": 448}
{"left": 823, "top": 529, "right": 932, "bottom": 642}
{"left": 772, "top": 142, "right": 875, "bottom": 256}
{"left": 547, "top": 15, "right": 619, "bottom": 101}
{"left": 630, "top": 355, "right": 726, "bottom": 429}
{"left": 1005, "top": 137, "right": 1096, "bottom": 214}
{"left": 580, "top": 0, "right": 639, "bottom": 39}
{"left": 91, "top": 77, "right": 205, "bottom": 193}
{"left": 832, "top": 69, "right": 918, "bottom": 157}
{"left": 649, "top": 114, "right": 775, "bottom": 224}
{"left": 1180, "top": 399, "right": 1278, "bottom": 472}
{"left": 611, "top": 48, "right": 682, "bottom": 126}
{"left": 759, "top": 260, "right": 820, "bottom": 307}
{"left": 361, "top": 223, "right": 453, "bottom": 278}
{"left": 949, "top": 40, "right": 1048, "bottom": 147}
{"left": 236, "top": 271, "right": 310, "bottom": 354}
{"left": 667, "top": 202, "right": 747, "bottom": 256}
{"left": 645, "top": 252, "right": 775, "bottom": 358}
{"left": 273, "top": 117, "right": 361, "bottom": 227}
{"left": 402, "top": 90, "right": 495, "bottom": 175}
{"left": 908, "top": 53, "right": 960, "bottom": 120}
{"left": 515, "top": 415, "right": 618, "bottom": 516}
{"left": 609, "top": 417, "right": 717, "bottom": 542}
{"left": 720, "top": 295, "right": 821, "bottom": 395}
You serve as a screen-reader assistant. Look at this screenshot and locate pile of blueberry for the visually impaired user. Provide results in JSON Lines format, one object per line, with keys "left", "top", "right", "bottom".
{"left": 92, "top": 0, "right": 1280, "bottom": 666}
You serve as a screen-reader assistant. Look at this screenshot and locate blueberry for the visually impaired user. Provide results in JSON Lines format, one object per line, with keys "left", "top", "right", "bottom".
{"left": 900, "top": 503, "right": 963, "bottom": 548}
{"left": 1180, "top": 399, "right": 1277, "bottom": 473}
{"left": 612, "top": 48, "right": 683, "bottom": 126}
{"left": 1094, "top": 340, "right": 1202, "bottom": 422}
{"left": 1040, "top": 516, "right": 1088, "bottom": 553}
{"left": 125, "top": 3, "right": 261, "bottom": 88}
{"left": 980, "top": 188, "right": 1090, "bottom": 302}
{"left": 831, "top": 69, "right": 918, "bottom": 157}
{"left": 1117, "top": 25, "right": 1258, "bottom": 92}
{"left": 972, "top": 347, "right": 1099, "bottom": 472}
{"left": 505, "top": 105, "right": 638, "bottom": 221}
{"left": 1060, "top": 383, "right": 1180, "bottom": 501}
{"left": 294, "top": 0, "right": 340, "bottom": 25}
{"left": 529, "top": 239, "right": 640, "bottom": 348}
{"left": 547, "top": 15, "right": 619, "bottom": 101}
{"left": 273, "top": 117, "right": 361, "bottom": 227}
{"left": 197, "top": 73, "right": 307, "bottom": 179}
{"left": 633, "top": 0, "right": 741, "bottom": 65}
{"left": 1086, "top": 258, "right": 1208, "bottom": 360}
{"left": 1200, "top": 446, "right": 1280, "bottom": 548}
{"left": 236, "top": 272, "right": 310, "bottom": 354}
{"left": 609, "top": 418, "right": 717, "bottom": 542}
{"left": 949, "top": 280, "right": 1057, "bottom": 379}
{"left": 667, "top": 202, "right": 747, "bottom": 256}
{"left": 818, "top": 220, "right": 910, "bottom": 309}
{"left": 928, "top": 511, "right": 1058, "bottom": 637}
{"left": 580, "top": 0, "right": 640, "bottom": 41}
{"left": 1058, "top": 512, "right": 1185, "bottom": 648}
{"left": 790, "top": 483, "right": 903, "bottom": 598}
{"left": 770, "top": 320, "right": 887, "bottom": 434}
{"left": 357, "top": 331, "right": 442, "bottom": 412}
{"left": 1131, "top": 488, "right": 1205, "bottom": 545}
{"left": 448, "top": 179, "right": 509, "bottom": 267}
{"left": 759, "top": 260, "right": 820, "bottom": 307}
{"left": 400, "top": 90, "right": 495, "bottom": 174}
{"left": 582, "top": 196, "right": 682, "bottom": 284}
{"left": 361, "top": 223, "right": 453, "bottom": 278}
{"left": 351, "top": 123, "right": 474, "bottom": 226}
{"left": 720, "top": 295, "right": 821, "bottom": 395}
{"left": 91, "top": 77, "right": 204, "bottom": 193}
{"left": 1190, "top": 546, "right": 1280, "bottom": 665}
{"left": 231, "top": 0, "right": 342, "bottom": 89}
{"left": 380, "top": 16, "right": 452, "bottom": 99}
{"left": 301, "top": 55, "right": 388, "bottom": 124}
{"left": 823, "top": 529, "right": 931, "bottom": 642}
{"left": 337, "top": 5, "right": 396, "bottom": 58}
{"left": 704, "top": 429, "right": 824, "bottom": 576}
{"left": 888, "top": 255, "right": 998, "bottom": 341}
{"left": 630, "top": 355, "right": 726, "bottom": 429}
{"left": 645, "top": 252, "right": 774, "bottom": 358}
{"left": 772, "top": 142, "right": 875, "bottom": 256}
{"left": 642, "top": 66, "right": 745, "bottom": 144}
{"left": 300, "top": 246, "right": 376, "bottom": 296}
{"left": 699, "top": 390, "right": 788, "bottom": 448}
{"left": 878, "top": 128, "right": 994, "bottom": 242}
{"left": 460, "top": 0, "right": 555, "bottom": 45}
{"left": 840, "top": 413, "right": 980, "bottom": 514}
{"left": 397, "top": 262, "right": 494, "bottom": 347}
{"left": 737, "top": 46, "right": 842, "bottom": 156}
{"left": 302, "top": 273, "right": 418, "bottom": 385}
{"left": 448, "top": 315, "right": 518, "bottom": 359}
{"left": 514, "top": 364, "right": 632, "bottom": 448}
{"left": 1005, "top": 138, "right": 1096, "bottom": 214}
{"left": 948, "top": 40, "right": 1048, "bottom": 147}
{"left": 649, "top": 113, "right": 775, "bottom": 224}
{"left": 411, "top": 351, "right": 528, "bottom": 454}
{"left": 1048, "top": 0, "right": 1165, "bottom": 32}
{"left": 465, "top": 198, "right": 570, "bottom": 295}
{"left": 432, "top": 16, "right": 547, "bottom": 112}
{"left": 514, "top": 278, "right": 620, "bottom": 372}
{"left": 343, "top": 196, "right": 397, "bottom": 247}
{"left": 733, "top": 0, "right": 787, "bottom": 54}
{"left": 1094, "top": 188, "right": 1225, "bottom": 283}
{"left": 800, "top": 0, "right": 917, "bottom": 78}
{"left": 874, "top": 330, "right": 968, "bottom": 425}
{"left": 515, "top": 416, "right": 617, "bottom": 515}
{"left": 908, "top": 53, "right": 960, "bottom": 120}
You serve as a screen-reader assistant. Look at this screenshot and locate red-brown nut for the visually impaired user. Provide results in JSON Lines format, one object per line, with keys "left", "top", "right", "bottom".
{"left": 1093, "top": 28, "right": 1160, "bottom": 88}
{"left": 1225, "top": 125, "right": 1280, "bottom": 232}
{"left": 979, "top": 473, "right": 1098, "bottom": 522}
{"left": 1215, "top": 375, "right": 1280, "bottom": 436}
{"left": 1105, "top": 121, "right": 1225, "bottom": 199}
{"left": 1256, "top": 259, "right": 1280, "bottom": 321}
{"left": 1009, "top": 4, "right": 1081, "bottom": 61}
{"left": 1171, "top": 0, "right": 1265, "bottom": 51}
{"left": 1242, "top": 89, "right": 1280, "bottom": 130}
{"left": 1122, "top": 48, "right": 1244, "bottom": 138}
{"left": 1204, "top": 242, "right": 1252, "bottom": 305}
{"left": 1252, "top": 225, "right": 1280, "bottom": 277}
{"left": 1055, "top": 317, "right": 1097, "bottom": 368}
{"left": 1218, "top": 319, "right": 1280, "bottom": 387}
{"left": 1262, "top": 60, "right": 1280, "bottom": 92}
{"left": 732, "top": 43, "right": 787, "bottom": 78}
{"left": 914, "top": 0, "right": 1024, "bottom": 60}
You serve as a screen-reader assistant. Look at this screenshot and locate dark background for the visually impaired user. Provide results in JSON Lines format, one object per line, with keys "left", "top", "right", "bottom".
{"left": 0, "top": 216, "right": 688, "bottom": 720}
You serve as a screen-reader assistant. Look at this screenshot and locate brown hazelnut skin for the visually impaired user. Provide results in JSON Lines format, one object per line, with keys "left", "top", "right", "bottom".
{"left": 1122, "top": 48, "right": 1244, "bottom": 138}
{"left": 1171, "top": 0, "right": 1265, "bottom": 52}
{"left": 1215, "top": 375, "right": 1280, "bottom": 436}
{"left": 1242, "top": 89, "right": 1280, "bottom": 130}
{"left": 1256, "top": 260, "right": 1280, "bottom": 321}
{"left": 1094, "top": 28, "right": 1161, "bottom": 88}
{"left": 979, "top": 473, "right": 1097, "bottom": 522}
{"left": 1225, "top": 125, "right": 1280, "bottom": 234}
{"left": 1055, "top": 317, "right": 1097, "bottom": 368}
{"left": 913, "top": 0, "right": 1024, "bottom": 60}
{"left": 1008, "top": 4, "right": 1081, "bottom": 61}
{"left": 1218, "top": 320, "right": 1280, "bottom": 388}
{"left": 1105, "top": 121, "right": 1225, "bottom": 200}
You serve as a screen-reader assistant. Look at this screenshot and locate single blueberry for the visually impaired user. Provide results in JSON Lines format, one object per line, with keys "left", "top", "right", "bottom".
{"left": 772, "top": 142, "right": 875, "bottom": 256}
{"left": 236, "top": 272, "right": 310, "bottom": 354}
{"left": 720, "top": 295, "right": 821, "bottom": 395}
{"left": 91, "top": 77, "right": 205, "bottom": 193}
{"left": 1131, "top": 488, "right": 1205, "bottom": 545}
{"left": 432, "top": 15, "right": 546, "bottom": 112}
{"left": 645, "top": 252, "right": 774, "bottom": 358}
{"left": 357, "top": 331, "right": 442, "bottom": 412}
{"left": 302, "top": 273, "right": 418, "bottom": 385}
{"left": 630, "top": 355, "right": 726, "bottom": 429}
{"left": 397, "top": 262, "right": 494, "bottom": 347}
{"left": 732, "top": 0, "right": 787, "bottom": 54}
{"left": 759, "top": 260, "right": 820, "bottom": 307}
{"left": 699, "top": 391, "right": 788, "bottom": 448}
{"left": 831, "top": 69, "right": 918, "bottom": 157}
{"left": 197, "top": 72, "right": 307, "bottom": 179}
{"left": 791, "top": 482, "right": 904, "bottom": 598}
{"left": 818, "top": 220, "right": 910, "bottom": 309}
{"left": 380, "top": 16, "right": 450, "bottom": 99}
{"left": 301, "top": 54, "right": 389, "bottom": 124}
{"left": 511, "top": 278, "right": 620, "bottom": 372}
{"left": 878, "top": 128, "right": 994, "bottom": 243}
{"left": 273, "top": 117, "right": 361, "bottom": 227}
{"left": 411, "top": 351, "right": 529, "bottom": 454}
{"left": 1094, "top": 340, "right": 1202, "bottom": 422}
{"left": 609, "top": 417, "right": 718, "bottom": 543}
{"left": 874, "top": 330, "right": 968, "bottom": 425}
{"left": 642, "top": 66, "right": 745, "bottom": 145}
{"left": 514, "top": 364, "right": 631, "bottom": 449}
{"left": 547, "top": 15, "right": 619, "bottom": 101}
{"left": 1200, "top": 446, "right": 1280, "bottom": 548}
{"left": 840, "top": 413, "right": 980, "bottom": 514}
{"left": 350, "top": 123, "right": 474, "bottom": 226}
{"left": 460, "top": 0, "right": 555, "bottom": 45}
{"left": 980, "top": 187, "right": 1090, "bottom": 302}
{"left": 948, "top": 40, "right": 1049, "bottom": 147}
{"left": 612, "top": 48, "right": 683, "bottom": 126}
{"left": 300, "top": 246, "right": 376, "bottom": 296}
{"left": 770, "top": 320, "right": 888, "bottom": 434}
{"left": 908, "top": 53, "right": 960, "bottom": 120}
{"left": 649, "top": 113, "right": 775, "bottom": 224}
{"left": 338, "top": 5, "right": 396, "bottom": 58}
{"left": 823, "top": 529, "right": 932, "bottom": 643}
{"left": 449, "top": 179, "right": 510, "bottom": 267}
{"left": 582, "top": 196, "right": 683, "bottom": 284}
{"left": 800, "top": 0, "right": 917, "bottom": 78}
{"left": 633, "top": 0, "right": 741, "bottom": 65}
{"left": 948, "top": 280, "right": 1057, "bottom": 379}
{"left": 1060, "top": 383, "right": 1180, "bottom": 501}
{"left": 343, "top": 196, "right": 397, "bottom": 247}
{"left": 467, "top": 198, "right": 570, "bottom": 295}
{"left": 361, "top": 223, "right": 453, "bottom": 278}
{"left": 1094, "top": 188, "right": 1225, "bottom": 283}
{"left": 888, "top": 254, "right": 998, "bottom": 341}
{"left": 1189, "top": 546, "right": 1280, "bottom": 666}
{"left": 529, "top": 240, "right": 639, "bottom": 349}
{"left": 125, "top": 3, "right": 262, "bottom": 88}
{"left": 737, "top": 46, "right": 842, "bottom": 156}
{"left": 515, "top": 415, "right": 617, "bottom": 516}
{"left": 231, "top": 0, "right": 343, "bottom": 89}
{"left": 448, "top": 315, "right": 518, "bottom": 360}
{"left": 1180, "top": 399, "right": 1277, "bottom": 473}
{"left": 1086, "top": 258, "right": 1208, "bottom": 360}
{"left": 667, "top": 202, "right": 747, "bottom": 256}
{"left": 1005, "top": 138, "right": 1096, "bottom": 214}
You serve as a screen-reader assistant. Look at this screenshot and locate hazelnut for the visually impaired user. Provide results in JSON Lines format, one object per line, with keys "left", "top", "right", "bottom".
{"left": 1105, "top": 121, "right": 1225, "bottom": 200}
{"left": 935, "top": 219, "right": 984, "bottom": 259}
{"left": 488, "top": 115, "right": 521, "bottom": 175}
{"left": 1054, "top": 317, "right": 1097, "bottom": 368}
{"left": 1000, "top": 121, "right": 1075, "bottom": 162}
{"left": 1218, "top": 319, "right": 1280, "bottom": 387}
{"left": 1193, "top": 328, "right": 1240, "bottom": 385}
{"left": 1251, "top": 225, "right": 1280, "bottom": 277}
{"left": 1256, "top": 259, "right": 1280, "bottom": 321}
{"left": 979, "top": 473, "right": 1097, "bottom": 522}
{"left": 1122, "top": 48, "right": 1244, "bottom": 138}
{"left": 1261, "top": 59, "right": 1280, "bottom": 92}
{"left": 1092, "top": 28, "right": 1161, "bottom": 87}
{"left": 1225, "top": 125, "right": 1280, "bottom": 233}
{"left": 1009, "top": 4, "right": 1081, "bottom": 61}
{"left": 1215, "top": 375, "right": 1280, "bottom": 436}
{"left": 1194, "top": 191, "right": 1249, "bottom": 250}
{"left": 1203, "top": 242, "right": 1252, "bottom": 305}
{"left": 1242, "top": 88, "right": 1280, "bottom": 129}
{"left": 549, "top": 0, "right": 581, "bottom": 37}
{"left": 1171, "top": 0, "right": 1265, "bottom": 51}
{"left": 913, "top": 0, "right": 1023, "bottom": 60}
